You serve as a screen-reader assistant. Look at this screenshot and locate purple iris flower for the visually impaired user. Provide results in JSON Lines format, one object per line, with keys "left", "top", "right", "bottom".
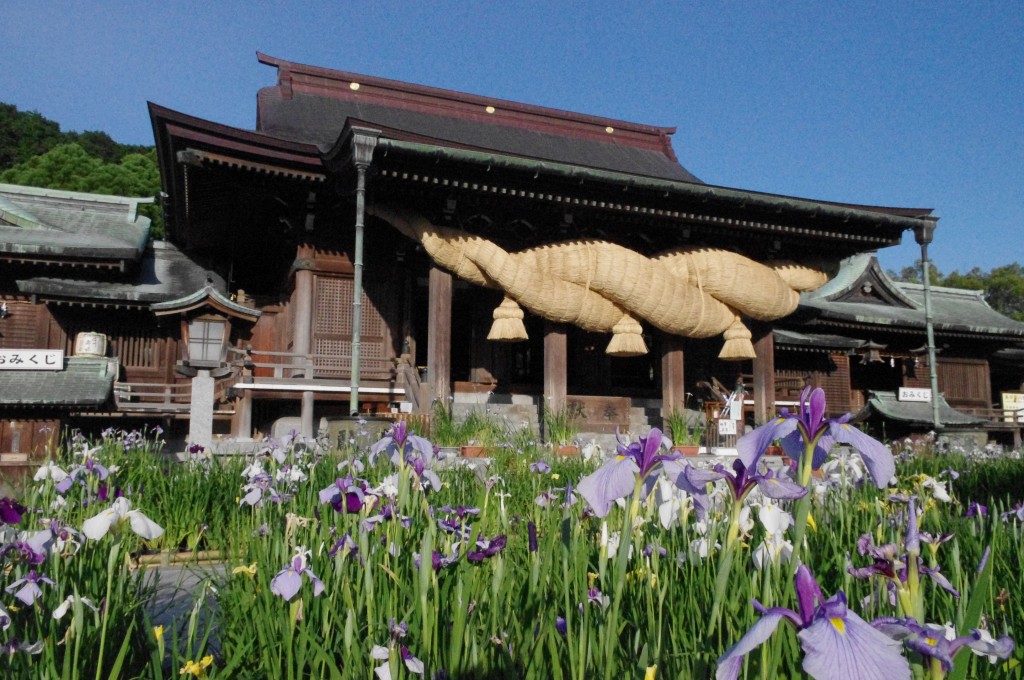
{"left": 5, "top": 569, "right": 55, "bottom": 606}
{"left": 270, "top": 547, "right": 325, "bottom": 601}
{"left": 717, "top": 564, "right": 910, "bottom": 680}
{"left": 872, "top": 618, "right": 1014, "bottom": 671}
{"left": 467, "top": 534, "right": 507, "bottom": 562}
{"left": 577, "top": 428, "right": 686, "bottom": 517}
{"left": 414, "top": 549, "right": 460, "bottom": 571}
{"left": 527, "top": 521, "right": 538, "bottom": 553}
{"left": 737, "top": 386, "right": 894, "bottom": 488}
{"left": 850, "top": 499, "right": 960, "bottom": 600}
{"left": 319, "top": 476, "right": 373, "bottom": 514}
{"left": 965, "top": 501, "right": 987, "bottom": 518}
{"left": 55, "top": 456, "right": 110, "bottom": 494}
{"left": 530, "top": 460, "right": 551, "bottom": 474}
{"left": 0, "top": 541, "right": 46, "bottom": 566}
{"left": 369, "top": 421, "right": 434, "bottom": 466}
{"left": 681, "top": 458, "right": 807, "bottom": 504}
{"left": 0, "top": 497, "right": 26, "bottom": 526}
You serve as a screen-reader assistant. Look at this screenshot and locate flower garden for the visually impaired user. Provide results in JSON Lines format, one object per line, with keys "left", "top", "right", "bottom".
{"left": 2, "top": 388, "right": 1023, "bottom": 679}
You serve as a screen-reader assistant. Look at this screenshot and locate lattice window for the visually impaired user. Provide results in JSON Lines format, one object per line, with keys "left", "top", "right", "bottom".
{"left": 313, "top": 276, "right": 393, "bottom": 379}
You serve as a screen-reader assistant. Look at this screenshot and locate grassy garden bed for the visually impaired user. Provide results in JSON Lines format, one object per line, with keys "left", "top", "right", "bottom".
{"left": 1, "top": 414, "right": 1022, "bottom": 678}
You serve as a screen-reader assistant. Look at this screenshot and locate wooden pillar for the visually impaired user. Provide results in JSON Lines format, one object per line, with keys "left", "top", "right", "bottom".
{"left": 661, "top": 334, "right": 686, "bottom": 423}
{"left": 752, "top": 331, "right": 776, "bottom": 424}
{"left": 427, "top": 266, "right": 452, "bottom": 405}
{"left": 232, "top": 392, "right": 253, "bottom": 440}
{"left": 544, "top": 322, "right": 568, "bottom": 415}
{"left": 292, "top": 248, "right": 315, "bottom": 435}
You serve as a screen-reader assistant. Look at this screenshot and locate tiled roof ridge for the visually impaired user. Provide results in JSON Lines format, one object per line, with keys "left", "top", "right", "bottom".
{"left": 256, "top": 52, "right": 681, "bottom": 160}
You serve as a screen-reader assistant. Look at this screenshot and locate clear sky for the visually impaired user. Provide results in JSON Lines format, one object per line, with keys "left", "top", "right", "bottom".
{"left": 3, "top": 1, "right": 1021, "bottom": 275}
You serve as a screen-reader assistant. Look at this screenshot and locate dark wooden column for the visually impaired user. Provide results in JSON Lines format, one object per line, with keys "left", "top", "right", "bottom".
{"left": 661, "top": 333, "right": 686, "bottom": 423}
{"left": 427, "top": 266, "right": 452, "bottom": 405}
{"left": 752, "top": 331, "right": 776, "bottom": 424}
{"left": 544, "top": 322, "right": 568, "bottom": 413}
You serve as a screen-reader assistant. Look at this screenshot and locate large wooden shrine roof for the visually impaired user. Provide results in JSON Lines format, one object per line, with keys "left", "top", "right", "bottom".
{"left": 255, "top": 53, "right": 700, "bottom": 183}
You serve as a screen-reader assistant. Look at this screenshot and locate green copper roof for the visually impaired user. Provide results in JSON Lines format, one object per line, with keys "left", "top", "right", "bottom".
{"left": 861, "top": 391, "right": 986, "bottom": 427}
{"left": 799, "top": 254, "right": 1024, "bottom": 338}
{"left": 0, "top": 183, "right": 151, "bottom": 261}
{"left": 0, "top": 357, "right": 117, "bottom": 407}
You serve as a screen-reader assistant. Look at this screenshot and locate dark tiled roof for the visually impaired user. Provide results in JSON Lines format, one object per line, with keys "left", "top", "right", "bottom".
{"left": 773, "top": 329, "right": 866, "bottom": 351}
{"left": 860, "top": 391, "right": 986, "bottom": 427}
{"left": 255, "top": 53, "right": 701, "bottom": 183}
{"left": 259, "top": 92, "right": 702, "bottom": 183}
{"left": 17, "top": 241, "right": 222, "bottom": 305}
{"left": 0, "top": 357, "right": 117, "bottom": 407}
{"left": 0, "top": 184, "right": 151, "bottom": 261}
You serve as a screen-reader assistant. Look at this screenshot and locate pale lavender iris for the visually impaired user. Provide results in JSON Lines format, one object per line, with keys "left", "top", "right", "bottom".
{"left": 5, "top": 569, "right": 55, "bottom": 606}
{"left": 577, "top": 428, "right": 685, "bottom": 517}
{"left": 369, "top": 421, "right": 434, "bottom": 466}
{"left": 737, "top": 386, "right": 894, "bottom": 488}
{"left": 270, "top": 547, "right": 325, "bottom": 601}
{"left": 717, "top": 564, "right": 910, "bottom": 680}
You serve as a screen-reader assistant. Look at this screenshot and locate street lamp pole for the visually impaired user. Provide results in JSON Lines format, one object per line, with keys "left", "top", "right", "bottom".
{"left": 913, "top": 218, "right": 941, "bottom": 430}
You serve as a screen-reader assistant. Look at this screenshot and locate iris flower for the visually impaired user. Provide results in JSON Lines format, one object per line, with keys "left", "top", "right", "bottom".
{"left": 270, "top": 546, "right": 325, "bottom": 601}
{"left": 5, "top": 569, "right": 55, "bottom": 606}
{"left": 577, "top": 428, "right": 685, "bottom": 517}
{"left": 717, "top": 564, "right": 910, "bottom": 680}
{"left": 872, "top": 618, "right": 1014, "bottom": 672}
{"left": 0, "top": 497, "right": 26, "bottom": 526}
{"left": 738, "top": 386, "right": 894, "bottom": 488}
{"left": 369, "top": 421, "right": 434, "bottom": 466}
{"left": 81, "top": 497, "right": 164, "bottom": 541}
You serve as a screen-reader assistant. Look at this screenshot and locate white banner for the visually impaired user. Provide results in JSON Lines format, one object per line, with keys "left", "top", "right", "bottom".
{"left": 898, "top": 387, "right": 931, "bottom": 403}
{"left": 0, "top": 349, "right": 64, "bottom": 370}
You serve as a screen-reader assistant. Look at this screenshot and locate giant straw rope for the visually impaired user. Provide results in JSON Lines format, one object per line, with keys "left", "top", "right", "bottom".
{"left": 370, "top": 206, "right": 829, "bottom": 360}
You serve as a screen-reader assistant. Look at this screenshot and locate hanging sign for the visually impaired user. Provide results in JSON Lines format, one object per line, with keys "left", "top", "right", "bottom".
{"left": 0, "top": 349, "right": 64, "bottom": 370}
{"left": 717, "top": 419, "right": 737, "bottom": 436}
{"left": 898, "top": 387, "right": 932, "bottom": 402}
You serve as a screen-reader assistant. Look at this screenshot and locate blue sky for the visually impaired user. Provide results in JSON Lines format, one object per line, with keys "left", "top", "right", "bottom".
{"left": 3, "top": 1, "right": 1021, "bottom": 275}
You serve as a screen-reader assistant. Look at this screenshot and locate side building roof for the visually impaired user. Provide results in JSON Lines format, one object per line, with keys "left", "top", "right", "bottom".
{"left": 0, "top": 183, "right": 151, "bottom": 265}
{"left": 794, "top": 253, "right": 1024, "bottom": 340}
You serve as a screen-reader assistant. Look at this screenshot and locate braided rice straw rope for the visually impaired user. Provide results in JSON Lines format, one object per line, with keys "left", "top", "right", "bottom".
{"left": 370, "top": 206, "right": 828, "bottom": 360}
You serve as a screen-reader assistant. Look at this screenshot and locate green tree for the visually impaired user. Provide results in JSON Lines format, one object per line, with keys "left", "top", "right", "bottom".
{"left": 0, "top": 143, "right": 163, "bottom": 237}
{"left": 0, "top": 103, "right": 64, "bottom": 168}
{"left": 984, "top": 264, "right": 1024, "bottom": 321}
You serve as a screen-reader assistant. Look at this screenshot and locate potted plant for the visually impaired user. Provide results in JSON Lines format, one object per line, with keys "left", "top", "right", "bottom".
{"left": 430, "top": 400, "right": 465, "bottom": 457}
{"left": 460, "top": 409, "right": 503, "bottom": 458}
{"left": 544, "top": 401, "right": 584, "bottom": 456}
{"left": 665, "top": 408, "right": 703, "bottom": 456}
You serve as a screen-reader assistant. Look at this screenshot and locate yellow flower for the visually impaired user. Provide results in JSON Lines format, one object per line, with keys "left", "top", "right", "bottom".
{"left": 806, "top": 513, "right": 817, "bottom": 532}
{"left": 179, "top": 655, "right": 214, "bottom": 678}
{"left": 587, "top": 572, "right": 600, "bottom": 588}
{"left": 645, "top": 665, "right": 657, "bottom": 680}
{"left": 153, "top": 625, "right": 164, "bottom": 642}
{"left": 232, "top": 562, "right": 257, "bottom": 578}
{"left": 550, "top": 473, "right": 560, "bottom": 480}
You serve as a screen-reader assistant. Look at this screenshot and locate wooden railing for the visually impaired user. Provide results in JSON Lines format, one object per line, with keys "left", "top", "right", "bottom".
{"left": 112, "top": 379, "right": 233, "bottom": 414}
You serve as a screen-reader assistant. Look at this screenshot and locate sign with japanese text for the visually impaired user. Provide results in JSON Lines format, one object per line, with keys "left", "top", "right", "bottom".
{"left": 717, "top": 419, "right": 737, "bottom": 436}
{"left": 1001, "top": 392, "right": 1024, "bottom": 423}
{"left": 0, "top": 349, "right": 64, "bottom": 370}
{"left": 898, "top": 387, "right": 932, "bottom": 403}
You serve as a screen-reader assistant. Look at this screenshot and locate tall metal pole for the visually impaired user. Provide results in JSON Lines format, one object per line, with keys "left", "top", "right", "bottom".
{"left": 349, "top": 164, "right": 366, "bottom": 416}
{"left": 914, "top": 218, "right": 941, "bottom": 430}
{"left": 347, "top": 129, "right": 379, "bottom": 416}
